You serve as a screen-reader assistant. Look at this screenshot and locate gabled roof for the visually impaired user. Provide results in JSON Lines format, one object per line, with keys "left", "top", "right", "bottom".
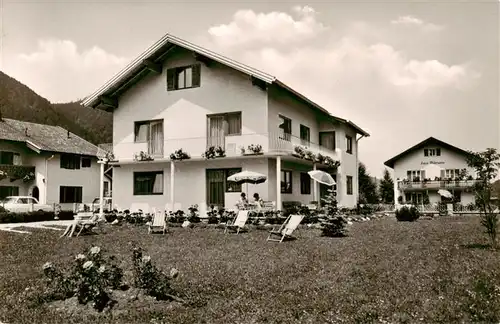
{"left": 0, "top": 118, "right": 102, "bottom": 157}
{"left": 384, "top": 136, "right": 474, "bottom": 169}
{"left": 82, "top": 33, "right": 369, "bottom": 137}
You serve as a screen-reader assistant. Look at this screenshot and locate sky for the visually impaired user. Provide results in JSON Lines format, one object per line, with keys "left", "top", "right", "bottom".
{"left": 1, "top": 0, "right": 499, "bottom": 178}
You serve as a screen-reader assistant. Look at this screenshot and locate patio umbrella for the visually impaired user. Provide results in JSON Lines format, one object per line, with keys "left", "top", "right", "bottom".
{"left": 227, "top": 170, "right": 267, "bottom": 195}
{"left": 438, "top": 189, "right": 453, "bottom": 199}
{"left": 308, "top": 170, "right": 336, "bottom": 186}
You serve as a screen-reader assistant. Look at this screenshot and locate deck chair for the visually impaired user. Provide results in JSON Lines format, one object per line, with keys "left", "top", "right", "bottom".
{"left": 224, "top": 210, "right": 249, "bottom": 234}
{"left": 60, "top": 213, "right": 100, "bottom": 238}
{"left": 267, "top": 214, "right": 304, "bottom": 243}
{"left": 148, "top": 210, "right": 167, "bottom": 234}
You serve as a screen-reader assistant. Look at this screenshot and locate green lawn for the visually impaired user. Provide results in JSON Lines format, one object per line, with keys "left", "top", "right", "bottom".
{"left": 1, "top": 217, "right": 500, "bottom": 323}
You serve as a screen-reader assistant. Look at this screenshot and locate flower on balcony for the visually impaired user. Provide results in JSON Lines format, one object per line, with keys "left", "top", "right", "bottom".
{"left": 203, "top": 146, "right": 225, "bottom": 159}
{"left": 22, "top": 172, "right": 35, "bottom": 183}
{"left": 323, "top": 156, "right": 341, "bottom": 168}
{"left": 304, "top": 150, "right": 316, "bottom": 161}
{"left": 169, "top": 149, "right": 191, "bottom": 161}
{"left": 0, "top": 170, "right": 7, "bottom": 180}
{"left": 134, "top": 151, "right": 154, "bottom": 162}
{"left": 105, "top": 152, "right": 115, "bottom": 162}
{"left": 240, "top": 144, "right": 263, "bottom": 155}
{"left": 292, "top": 145, "right": 306, "bottom": 159}
{"left": 315, "top": 153, "right": 325, "bottom": 165}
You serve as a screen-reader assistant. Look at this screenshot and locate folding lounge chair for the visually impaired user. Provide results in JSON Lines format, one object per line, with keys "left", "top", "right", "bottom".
{"left": 148, "top": 210, "right": 167, "bottom": 234}
{"left": 267, "top": 214, "right": 304, "bottom": 243}
{"left": 76, "top": 213, "right": 100, "bottom": 236}
{"left": 225, "top": 210, "right": 249, "bottom": 234}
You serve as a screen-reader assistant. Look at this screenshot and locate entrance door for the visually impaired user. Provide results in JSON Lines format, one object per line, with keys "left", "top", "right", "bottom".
{"left": 32, "top": 186, "right": 40, "bottom": 201}
{"left": 206, "top": 169, "right": 225, "bottom": 208}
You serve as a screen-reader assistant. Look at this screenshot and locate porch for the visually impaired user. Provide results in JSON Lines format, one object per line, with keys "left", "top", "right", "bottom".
{"left": 109, "top": 154, "right": 341, "bottom": 213}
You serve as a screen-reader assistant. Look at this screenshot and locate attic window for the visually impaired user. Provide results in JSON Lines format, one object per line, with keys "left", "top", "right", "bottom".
{"left": 424, "top": 148, "right": 441, "bottom": 157}
{"left": 166, "top": 64, "right": 201, "bottom": 91}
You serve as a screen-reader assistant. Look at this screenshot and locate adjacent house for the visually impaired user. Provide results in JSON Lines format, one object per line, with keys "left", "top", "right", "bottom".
{"left": 384, "top": 137, "right": 478, "bottom": 206}
{"left": 82, "top": 33, "right": 369, "bottom": 212}
{"left": 0, "top": 118, "right": 108, "bottom": 210}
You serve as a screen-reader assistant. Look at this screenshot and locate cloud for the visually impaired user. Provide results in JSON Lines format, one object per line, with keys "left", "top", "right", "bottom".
{"left": 204, "top": 8, "right": 478, "bottom": 96}
{"left": 390, "top": 15, "right": 444, "bottom": 32}
{"left": 7, "top": 39, "right": 129, "bottom": 102}
{"left": 203, "top": 6, "right": 482, "bottom": 176}
{"left": 207, "top": 5, "right": 328, "bottom": 49}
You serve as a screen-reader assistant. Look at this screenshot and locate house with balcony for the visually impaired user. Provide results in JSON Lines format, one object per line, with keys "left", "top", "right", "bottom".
{"left": 384, "top": 137, "right": 478, "bottom": 206}
{"left": 82, "top": 33, "right": 369, "bottom": 212}
{"left": 0, "top": 118, "right": 108, "bottom": 210}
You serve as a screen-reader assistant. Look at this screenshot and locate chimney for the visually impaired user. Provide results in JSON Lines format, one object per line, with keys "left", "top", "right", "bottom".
{"left": 25, "top": 127, "right": 29, "bottom": 137}
{"left": 67, "top": 130, "right": 70, "bottom": 138}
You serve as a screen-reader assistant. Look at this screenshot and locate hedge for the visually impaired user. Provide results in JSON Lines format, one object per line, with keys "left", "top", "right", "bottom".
{"left": 0, "top": 210, "right": 74, "bottom": 224}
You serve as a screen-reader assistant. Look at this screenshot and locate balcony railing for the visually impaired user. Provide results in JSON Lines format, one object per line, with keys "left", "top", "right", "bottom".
{"left": 398, "top": 179, "right": 481, "bottom": 190}
{"left": 112, "top": 132, "right": 340, "bottom": 163}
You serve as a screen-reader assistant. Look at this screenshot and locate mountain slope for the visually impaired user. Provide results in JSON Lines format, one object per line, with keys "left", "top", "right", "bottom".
{"left": 0, "top": 71, "right": 112, "bottom": 145}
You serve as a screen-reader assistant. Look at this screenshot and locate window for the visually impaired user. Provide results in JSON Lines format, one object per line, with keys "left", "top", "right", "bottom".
{"left": 167, "top": 64, "right": 201, "bottom": 91}
{"left": 300, "top": 172, "right": 311, "bottom": 195}
{"left": 346, "top": 135, "right": 353, "bottom": 154}
{"left": 59, "top": 186, "right": 83, "bottom": 203}
{"left": 225, "top": 168, "right": 242, "bottom": 192}
{"left": 406, "top": 170, "right": 423, "bottom": 181}
{"left": 319, "top": 132, "right": 336, "bottom": 151}
{"left": 81, "top": 157, "right": 91, "bottom": 168}
{"left": 405, "top": 193, "right": 423, "bottom": 204}
{"left": 281, "top": 170, "right": 292, "bottom": 194}
{"left": 346, "top": 175, "right": 353, "bottom": 195}
{"left": 60, "top": 154, "right": 81, "bottom": 170}
{"left": 300, "top": 125, "right": 310, "bottom": 145}
{"left": 134, "top": 120, "right": 164, "bottom": 156}
{"left": 104, "top": 181, "right": 109, "bottom": 197}
{"left": 278, "top": 115, "right": 292, "bottom": 141}
{"left": 133, "top": 171, "right": 164, "bottom": 195}
{"left": 0, "top": 186, "right": 18, "bottom": 199}
{"left": 0, "top": 151, "right": 20, "bottom": 165}
{"left": 445, "top": 169, "right": 461, "bottom": 179}
{"left": 424, "top": 148, "right": 441, "bottom": 157}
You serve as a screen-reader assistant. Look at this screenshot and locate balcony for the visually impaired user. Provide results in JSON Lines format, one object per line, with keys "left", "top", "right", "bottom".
{"left": 398, "top": 179, "right": 481, "bottom": 191}
{"left": 112, "top": 131, "right": 341, "bottom": 165}
{"left": 0, "top": 164, "right": 36, "bottom": 182}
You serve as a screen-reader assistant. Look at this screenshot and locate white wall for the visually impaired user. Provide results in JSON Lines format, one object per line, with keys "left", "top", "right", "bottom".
{"left": 393, "top": 145, "right": 475, "bottom": 180}
{"left": 45, "top": 154, "right": 101, "bottom": 209}
{"left": 113, "top": 47, "right": 269, "bottom": 161}
{"left": 112, "top": 157, "right": 270, "bottom": 212}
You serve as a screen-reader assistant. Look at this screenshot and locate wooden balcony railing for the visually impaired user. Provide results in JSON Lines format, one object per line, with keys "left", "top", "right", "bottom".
{"left": 398, "top": 179, "right": 481, "bottom": 190}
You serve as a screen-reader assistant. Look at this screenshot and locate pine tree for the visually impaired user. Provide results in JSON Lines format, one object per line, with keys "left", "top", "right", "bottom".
{"left": 358, "top": 162, "right": 379, "bottom": 204}
{"left": 321, "top": 188, "right": 348, "bottom": 237}
{"left": 379, "top": 169, "right": 395, "bottom": 204}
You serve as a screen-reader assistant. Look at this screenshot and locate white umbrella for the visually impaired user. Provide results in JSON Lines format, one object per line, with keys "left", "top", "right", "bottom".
{"left": 308, "top": 170, "right": 336, "bottom": 186}
{"left": 227, "top": 170, "right": 267, "bottom": 195}
{"left": 227, "top": 171, "right": 267, "bottom": 184}
{"left": 438, "top": 189, "right": 453, "bottom": 199}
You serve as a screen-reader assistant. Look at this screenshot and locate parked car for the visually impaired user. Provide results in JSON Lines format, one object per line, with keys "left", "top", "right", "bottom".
{"left": 1, "top": 196, "right": 54, "bottom": 213}
{"left": 91, "top": 197, "right": 112, "bottom": 212}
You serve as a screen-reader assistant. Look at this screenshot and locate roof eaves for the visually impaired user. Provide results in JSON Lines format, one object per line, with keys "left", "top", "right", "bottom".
{"left": 82, "top": 33, "right": 276, "bottom": 108}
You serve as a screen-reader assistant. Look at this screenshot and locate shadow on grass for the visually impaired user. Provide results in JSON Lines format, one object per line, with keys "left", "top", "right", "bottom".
{"left": 461, "top": 243, "right": 492, "bottom": 250}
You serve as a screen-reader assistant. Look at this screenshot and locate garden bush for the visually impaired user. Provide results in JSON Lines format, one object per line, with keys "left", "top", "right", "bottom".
{"left": 168, "top": 210, "right": 186, "bottom": 223}
{"left": 0, "top": 211, "right": 55, "bottom": 223}
{"left": 395, "top": 206, "right": 420, "bottom": 222}
{"left": 321, "top": 188, "right": 349, "bottom": 237}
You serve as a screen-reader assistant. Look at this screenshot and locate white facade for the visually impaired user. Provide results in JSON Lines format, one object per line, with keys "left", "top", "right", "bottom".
{"left": 387, "top": 139, "right": 477, "bottom": 206}
{"left": 88, "top": 42, "right": 367, "bottom": 212}
{"left": 0, "top": 141, "right": 102, "bottom": 210}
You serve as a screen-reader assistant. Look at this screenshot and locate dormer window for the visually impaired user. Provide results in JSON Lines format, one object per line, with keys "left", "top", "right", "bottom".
{"left": 424, "top": 148, "right": 441, "bottom": 157}
{"left": 167, "top": 64, "right": 201, "bottom": 91}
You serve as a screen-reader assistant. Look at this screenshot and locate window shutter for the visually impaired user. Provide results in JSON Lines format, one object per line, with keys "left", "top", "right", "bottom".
{"left": 192, "top": 64, "right": 201, "bottom": 87}
{"left": 166, "top": 68, "right": 175, "bottom": 91}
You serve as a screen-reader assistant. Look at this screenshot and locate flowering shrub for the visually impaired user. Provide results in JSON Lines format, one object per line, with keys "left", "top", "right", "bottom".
{"left": 41, "top": 246, "right": 123, "bottom": 312}
{"left": 395, "top": 206, "right": 420, "bottom": 222}
{"left": 131, "top": 245, "right": 179, "bottom": 301}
